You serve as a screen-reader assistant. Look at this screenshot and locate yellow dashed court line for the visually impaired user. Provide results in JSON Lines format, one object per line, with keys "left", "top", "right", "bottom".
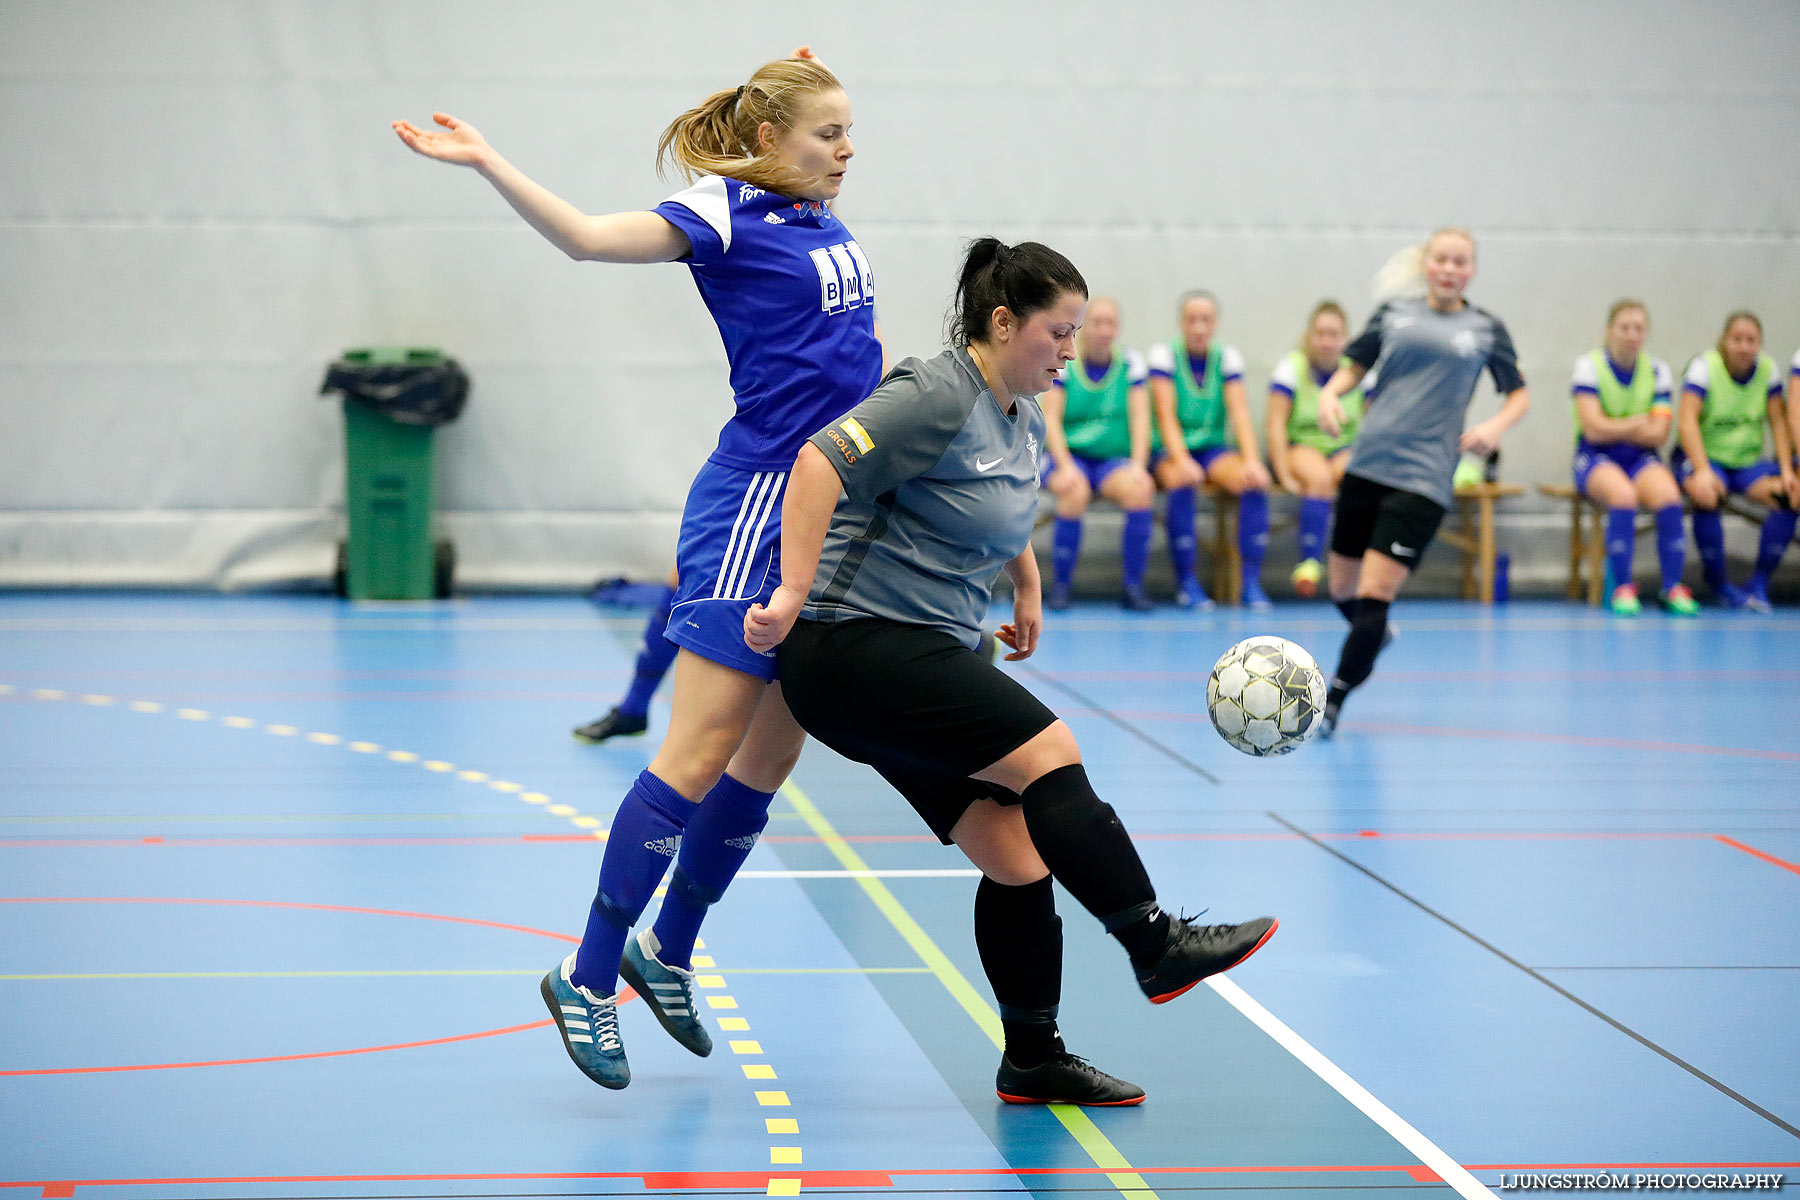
{"left": 729, "top": 1040, "right": 763, "bottom": 1055}
{"left": 767, "top": 1181, "right": 802, "bottom": 1197}
{"left": 755, "top": 1091, "right": 789, "bottom": 1107}
{"left": 9, "top": 675, "right": 610, "bottom": 847}
{"left": 769, "top": 1147, "right": 802, "bottom": 1165}
{"left": 765, "top": 1118, "right": 798, "bottom": 1134}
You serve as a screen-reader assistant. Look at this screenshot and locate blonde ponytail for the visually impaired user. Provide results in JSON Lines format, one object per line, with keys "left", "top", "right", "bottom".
{"left": 1370, "top": 227, "right": 1476, "bottom": 303}
{"left": 656, "top": 57, "right": 843, "bottom": 194}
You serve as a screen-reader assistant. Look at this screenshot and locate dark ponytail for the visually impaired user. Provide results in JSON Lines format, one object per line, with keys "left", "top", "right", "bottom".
{"left": 946, "top": 237, "right": 1088, "bottom": 348}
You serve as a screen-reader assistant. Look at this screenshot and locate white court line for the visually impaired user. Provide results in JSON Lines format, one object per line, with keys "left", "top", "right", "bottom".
{"left": 1207, "top": 976, "right": 1496, "bottom": 1200}
{"left": 735, "top": 868, "right": 982, "bottom": 879}
{"left": 748, "top": 863, "right": 1494, "bottom": 1193}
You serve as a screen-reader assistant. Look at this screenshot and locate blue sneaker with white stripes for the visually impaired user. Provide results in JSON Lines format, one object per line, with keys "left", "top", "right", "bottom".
{"left": 540, "top": 952, "right": 629, "bottom": 1089}
{"left": 619, "top": 929, "right": 713, "bottom": 1057}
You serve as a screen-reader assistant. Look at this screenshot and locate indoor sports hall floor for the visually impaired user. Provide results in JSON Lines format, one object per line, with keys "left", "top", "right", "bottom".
{"left": 2, "top": 592, "right": 1796, "bottom": 1200}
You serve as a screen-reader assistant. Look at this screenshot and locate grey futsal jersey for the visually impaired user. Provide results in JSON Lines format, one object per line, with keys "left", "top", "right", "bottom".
{"left": 803, "top": 348, "right": 1044, "bottom": 648}
{"left": 1343, "top": 297, "right": 1525, "bottom": 508}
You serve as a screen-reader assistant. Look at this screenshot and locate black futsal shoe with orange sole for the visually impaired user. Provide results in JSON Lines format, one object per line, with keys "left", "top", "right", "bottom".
{"left": 996, "top": 1051, "right": 1146, "bottom": 1106}
{"left": 1136, "top": 915, "right": 1278, "bottom": 1004}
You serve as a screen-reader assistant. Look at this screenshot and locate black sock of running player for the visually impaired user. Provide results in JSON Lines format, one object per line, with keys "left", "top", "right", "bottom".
{"left": 975, "top": 875, "right": 1064, "bottom": 1068}
{"left": 1335, "top": 598, "right": 1357, "bottom": 624}
{"left": 1019, "top": 764, "right": 1169, "bottom": 967}
{"left": 1330, "top": 597, "right": 1391, "bottom": 697}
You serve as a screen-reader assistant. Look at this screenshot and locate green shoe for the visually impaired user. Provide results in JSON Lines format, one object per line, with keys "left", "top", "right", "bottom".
{"left": 1608, "top": 584, "right": 1641, "bottom": 616}
{"left": 1659, "top": 585, "right": 1699, "bottom": 617}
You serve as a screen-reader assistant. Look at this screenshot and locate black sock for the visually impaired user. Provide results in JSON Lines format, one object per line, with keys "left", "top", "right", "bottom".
{"left": 1018, "top": 764, "right": 1165, "bottom": 966}
{"left": 1334, "top": 598, "right": 1357, "bottom": 623}
{"left": 975, "top": 875, "right": 1063, "bottom": 1067}
{"left": 1330, "top": 597, "right": 1391, "bottom": 697}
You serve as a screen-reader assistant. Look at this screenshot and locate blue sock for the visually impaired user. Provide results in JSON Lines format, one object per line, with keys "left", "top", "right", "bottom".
{"left": 1750, "top": 507, "right": 1798, "bottom": 590}
{"left": 1692, "top": 509, "right": 1727, "bottom": 592}
{"left": 1655, "top": 505, "right": 1686, "bottom": 593}
{"left": 1121, "top": 509, "right": 1152, "bottom": 593}
{"left": 1238, "top": 489, "right": 1269, "bottom": 587}
{"left": 619, "top": 584, "right": 679, "bottom": 718}
{"left": 1165, "top": 487, "right": 1197, "bottom": 584}
{"left": 650, "top": 773, "right": 774, "bottom": 970}
{"left": 1606, "top": 508, "right": 1636, "bottom": 592}
{"left": 571, "top": 769, "right": 691, "bottom": 994}
{"left": 1052, "top": 517, "right": 1083, "bottom": 589}
{"left": 1298, "top": 497, "right": 1331, "bottom": 563}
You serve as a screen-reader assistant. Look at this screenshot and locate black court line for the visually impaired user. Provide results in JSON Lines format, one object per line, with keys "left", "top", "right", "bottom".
{"left": 1016, "top": 670, "right": 1799, "bottom": 1142}
{"left": 1020, "top": 665, "right": 1222, "bottom": 785}
{"left": 1266, "top": 811, "right": 1800, "bottom": 1142}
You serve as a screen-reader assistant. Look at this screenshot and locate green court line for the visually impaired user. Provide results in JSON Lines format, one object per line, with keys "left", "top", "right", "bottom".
{"left": 781, "top": 781, "right": 1159, "bottom": 1200}
{"left": 0, "top": 813, "right": 528, "bottom": 825}
{"left": 1, "top": 967, "right": 935, "bottom": 982}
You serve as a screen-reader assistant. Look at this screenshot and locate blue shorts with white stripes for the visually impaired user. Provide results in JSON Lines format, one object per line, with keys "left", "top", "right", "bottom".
{"left": 667, "top": 460, "right": 790, "bottom": 681}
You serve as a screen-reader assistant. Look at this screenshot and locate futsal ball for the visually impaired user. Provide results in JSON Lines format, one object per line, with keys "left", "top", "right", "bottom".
{"left": 1206, "top": 636, "right": 1327, "bottom": 757}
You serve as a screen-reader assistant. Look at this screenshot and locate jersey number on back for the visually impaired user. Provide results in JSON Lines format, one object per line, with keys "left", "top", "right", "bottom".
{"left": 808, "top": 241, "right": 875, "bottom": 315}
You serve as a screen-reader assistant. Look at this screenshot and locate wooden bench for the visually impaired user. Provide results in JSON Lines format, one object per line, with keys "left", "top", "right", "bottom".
{"left": 1436, "top": 482, "right": 1526, "bottom": 604}
{"left": 1540, "top": 482, "right": 1777, "bottom": 605}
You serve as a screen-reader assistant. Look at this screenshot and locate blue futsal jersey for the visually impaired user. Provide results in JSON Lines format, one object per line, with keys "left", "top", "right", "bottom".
{"left": 655, "top": 176, "right": 883, "bottom": 471}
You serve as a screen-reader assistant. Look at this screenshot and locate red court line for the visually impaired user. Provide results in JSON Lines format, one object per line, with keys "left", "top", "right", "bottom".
{"left": 0, "top": 836, "right": 600, "bottom": 848}
{"left": 0, "top": 896, "right": 609, "bottom": 1077}
{"left": 0, "top": 1019, "right": 553, "bottom": 1077}
{"left": 1332, "top": 721, "right": 1800, "bottom": 763}
{"left": 1716, "top": 835, "right": 1800, "bottom": 877}
{"left": 0, "top": 896, "right": 579, "bottom": 944}
{"left": 2, "top": 831, "right": 1752, "bottom": 849}
{"left": 7, "top": 1162, "right": 1792, "bottom": 1197}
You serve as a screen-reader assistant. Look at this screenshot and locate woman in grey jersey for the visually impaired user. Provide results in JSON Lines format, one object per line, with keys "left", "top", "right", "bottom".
{"left": 744, "top": 238, "right": 1277, "bottom": 1107}
{"left": 1312, "top": 228, "right": 1531, "bottom": 734}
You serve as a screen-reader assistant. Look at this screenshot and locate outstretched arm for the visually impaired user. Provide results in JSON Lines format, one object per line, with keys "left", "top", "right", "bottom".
{"left": 392, "top": 113, "right": 690, "bottom": 263}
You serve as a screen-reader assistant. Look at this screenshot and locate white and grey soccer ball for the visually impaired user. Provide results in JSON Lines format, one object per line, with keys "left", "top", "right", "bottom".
{"left": 1206, "top": 636, "right": 1328, "bottom": 757}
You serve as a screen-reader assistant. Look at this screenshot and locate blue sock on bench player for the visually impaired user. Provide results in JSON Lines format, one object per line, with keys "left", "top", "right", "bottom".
{"left": 1606, "top": 507, "right": 1636, "bottom": 592}
{"left": 1655, "top": 506, "right": 1686, "bottom": 593}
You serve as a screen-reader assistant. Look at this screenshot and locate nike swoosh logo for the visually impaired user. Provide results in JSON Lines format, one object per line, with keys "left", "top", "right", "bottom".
{"left": 1389, "top": 542, "right": 1416, "bottom": 557}
{"left": 975, "top": 457, "right": 1004, "bottom": 472}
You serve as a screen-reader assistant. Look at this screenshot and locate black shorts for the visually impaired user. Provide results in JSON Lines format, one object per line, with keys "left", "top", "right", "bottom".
{"left": 1330, "top": 472, "right": 1447, "bottom": 567}
{"left": 778, "top": 618, "right": 1059, "bottom": 844}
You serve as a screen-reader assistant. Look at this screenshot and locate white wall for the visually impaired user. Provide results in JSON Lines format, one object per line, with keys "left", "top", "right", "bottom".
{"left": 2, "top": 0, "right": 1796, "bottom": 588}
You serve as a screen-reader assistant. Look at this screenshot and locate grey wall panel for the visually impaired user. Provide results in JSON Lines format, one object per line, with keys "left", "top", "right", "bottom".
{"left": 2, "top": 0, "right": 1795, "bottom": 587}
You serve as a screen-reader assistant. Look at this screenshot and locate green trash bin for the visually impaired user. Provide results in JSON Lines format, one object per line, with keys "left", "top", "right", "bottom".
{"left": 321, "top": 347, "right": 468, "bottom": 600}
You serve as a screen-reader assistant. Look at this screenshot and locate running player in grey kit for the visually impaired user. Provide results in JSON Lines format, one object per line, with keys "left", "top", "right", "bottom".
{"left": 746, "top": 238, "right": 1277, "bottom": 1106}
{"left": 1314, "top": 227, "right": 1531, "bottom": 734}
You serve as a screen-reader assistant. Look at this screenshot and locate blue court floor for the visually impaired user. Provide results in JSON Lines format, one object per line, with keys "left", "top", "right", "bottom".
{"left": 2, "top": 593, "right": 1796, "bottom": 1200}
